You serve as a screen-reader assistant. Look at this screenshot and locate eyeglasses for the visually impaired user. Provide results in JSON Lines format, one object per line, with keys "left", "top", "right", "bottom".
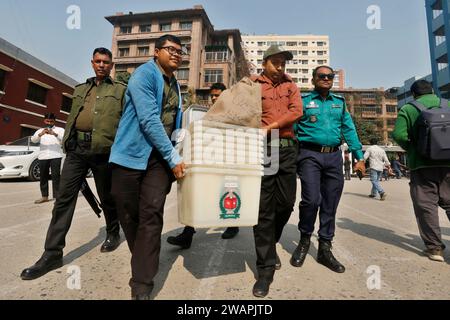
{"left": 160, "top": 46, "right": 185, "bottom": 57}
{"left": 317, "top": 73, "right": 335, "bottom": 80}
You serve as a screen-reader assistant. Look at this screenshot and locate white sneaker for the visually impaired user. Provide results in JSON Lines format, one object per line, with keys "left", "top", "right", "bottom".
{"left": 424, "top": 249, "right": 444, "bottom": 262}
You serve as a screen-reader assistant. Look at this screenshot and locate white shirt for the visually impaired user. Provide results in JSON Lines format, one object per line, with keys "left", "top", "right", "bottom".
{"left": 364, "top": 145, "right": 390, "bottom": 172}
{"left": 31, "top": 126, "right": 65, "bottom": 160}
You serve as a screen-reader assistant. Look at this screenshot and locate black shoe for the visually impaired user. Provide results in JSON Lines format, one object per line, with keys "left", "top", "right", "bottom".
{"left": 317, "top": 239, "right": 345, "bottom": 273}
{"left": 167, "top": 228, "right": 195, "bottom": 249}
{"left": 275, "top": 254, "right": 281, "bottom": 270}
{"left": 221, "top": 227, "right": 239, "bottom": 239}
{"left": 132, "top": 282, "right": 154, "bottom": 300}
{"left": 100, "top": 233, "right": 121, "bottom": 253}
{"left": 290, "top": 236, "right": 311, "bottom": 267}
{"left": 20, "top": 254, "right": 63, "bottom": 280}
{"left": 253, "top": 269, "right": 274, "bottom": 298}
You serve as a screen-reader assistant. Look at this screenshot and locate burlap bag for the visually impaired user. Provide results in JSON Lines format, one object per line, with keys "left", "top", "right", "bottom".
{"left": 203, "top": 77, "right": 262, "bottom": 128}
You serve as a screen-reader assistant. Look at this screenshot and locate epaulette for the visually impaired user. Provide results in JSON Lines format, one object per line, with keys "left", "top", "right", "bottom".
{"left": 114, "top": 80, "right": 128, "bottom": 87}
{"left": 331, "top": 93, "right": 345, "bottom": 100}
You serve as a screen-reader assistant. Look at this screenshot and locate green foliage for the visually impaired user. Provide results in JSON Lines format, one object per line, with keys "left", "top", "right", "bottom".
{"left": 352, "top": 116, "right": 383, "bottom": 145}
{"left": 115, "top": 72, "right": 131, "bottom": 84}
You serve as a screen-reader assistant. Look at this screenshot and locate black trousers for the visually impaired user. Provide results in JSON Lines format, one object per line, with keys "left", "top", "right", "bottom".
{"left": 39, "top": 158, "right": 62, "bottom": 198}
{"left": 44, "top": 142, "right": 119, "bottom": 257}
{"left": 297, "top": 148, "right": 344, "bottom": 241}
{"left": 254, "top": 145, "right": 298, "bottom": 275}
{"left": 111, "top": 151, "right": 175, "bottom": 296}
{"left": 410, "top": 167, "right": 450, "bottom": 250}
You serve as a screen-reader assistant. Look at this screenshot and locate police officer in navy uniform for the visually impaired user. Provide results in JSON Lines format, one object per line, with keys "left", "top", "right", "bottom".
{"left": 290, "top": 66, "right": 366, "bottom": 273}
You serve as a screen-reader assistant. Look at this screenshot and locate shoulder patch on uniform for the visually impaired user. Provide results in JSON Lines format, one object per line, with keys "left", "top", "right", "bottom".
{"left": 331, "top": 93, "right": 345, "bottom": 100}
{"left": 114, "top": 80, "right": 128, "bottom": 87}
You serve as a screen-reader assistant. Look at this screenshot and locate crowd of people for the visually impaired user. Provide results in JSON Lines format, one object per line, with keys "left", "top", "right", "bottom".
{"left": 19, "top": 34, "right": 450, "bottom": 299}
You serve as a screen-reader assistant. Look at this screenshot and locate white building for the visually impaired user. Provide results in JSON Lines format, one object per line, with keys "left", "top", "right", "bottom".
{"left": 242, "top": 34, "right": 330, "bottom": 89}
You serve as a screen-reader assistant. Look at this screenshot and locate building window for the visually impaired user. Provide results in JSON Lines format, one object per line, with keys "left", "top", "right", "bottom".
{"left": 118, "top": 48, "right": 130, "bottom": 57}
{"left": 300, "top": 51, "right": 308, "bottom": 55}
{"left": 160, "top": 23, "right": 171, "bottom": 31}
{"left": 177, "top": 69, "right": 189, "bottom": 80}
{"left": 257, "top": 42, "right": 266, "bottom": 46}
{"left": 317, "top": 60, "right": 327, "bottom": 64}
{"left": 302, "top": 78, "right": 309, "bottom": 84}
{"left": 140, "top": 25, "right": 151, "bottom": 33}
{"left": 180, "top": 21, "right": 192, "bottom": 30}
{"left": 27, "top": 82, "right": 47, "bottom": 105}
{"left": 257, "top": 50, "right": 264, "bottom": 56}
{"left": 287, "top": 69, "right": 297, "bottom": 74}
{"left": 302, "top": 69, "right": 308, "bottom": 74}
{"left": 257, "top": 59, "right": 263, "bottom": 64}
{"left": 257, "top": 68, "right": 263, "bottom": 74}
{"left": 204, "top": 69, "right": 223, "bottom": 84}
{"left": 386, "top": 105, "right": 397, "bottom": 113}
{"left": 138, "top": 46, "right": 149, "bottom": 56}
{"left": 288, "top": 50, "right": 297, "bottom": 56}
{"left": 301, "top": 41, "right": 308, "bottom": 46}
{"left": 287, "top": 41, "right": 297, "bottom": 46}
{"left": 0, "top": 69, "right": 6, "bottom": 92}
{"left": 301, "top": 60, "right": 308, "bottom": 65}
{"left": 120, "top": 26, "right": 132, "bottom": 34}
{"left": 205, "top": 51, "right": 229, "bottom": 62}
{"left": 61, "top": 95, "right": 73, "bottom": 113}
{"left": 317, "top": 41, "right": 325, "bottom": 46}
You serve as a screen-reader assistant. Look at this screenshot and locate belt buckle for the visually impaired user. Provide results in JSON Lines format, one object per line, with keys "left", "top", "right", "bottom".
{"left": 321, "top": 146, "right": 331, "bottom": 153}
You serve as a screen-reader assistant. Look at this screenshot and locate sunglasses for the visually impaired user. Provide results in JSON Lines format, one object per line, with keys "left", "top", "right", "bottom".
{"left": 317, "top": 73, "right": 335, "bottom": 80}
{"left": 160, "top": 46, "right": 185, "bottom": 57}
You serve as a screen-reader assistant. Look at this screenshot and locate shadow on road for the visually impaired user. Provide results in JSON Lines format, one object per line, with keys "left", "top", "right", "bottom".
{"left": 63, "top": 226, "right": 126, "bottom": 265}
{"left": 336, "top": 217, "right": 424, "bottom": 256}
{"left": 151, "top": 222, "right": 315, "bottom": 299}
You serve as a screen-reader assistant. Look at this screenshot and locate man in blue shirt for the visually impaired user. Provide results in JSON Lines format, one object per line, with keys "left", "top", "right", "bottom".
{"left": 291, "top": 66, "right": 366, "bottom": 273}
{"left": 109, "top": 35, "right": 185, "bottom": 300}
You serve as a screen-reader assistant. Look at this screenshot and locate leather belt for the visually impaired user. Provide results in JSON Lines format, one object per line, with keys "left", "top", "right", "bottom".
{"left": 267, "top": 138, "right": 297, "bottom": 148}
{"left": 299, "top": 142, "right": 340, "bottom": 153}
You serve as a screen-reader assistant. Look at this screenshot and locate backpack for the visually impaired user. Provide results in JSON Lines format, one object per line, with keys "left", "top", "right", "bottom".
{"left": 409, "top": 98, "right": 450, "bottom": 161}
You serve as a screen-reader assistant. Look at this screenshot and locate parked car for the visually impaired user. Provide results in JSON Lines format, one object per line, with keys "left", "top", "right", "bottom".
{"left": 0, "top": 136, "right": 93, "bottom": 181}
{"left": 0, "top": 136, "right": 41, "bottom": 181}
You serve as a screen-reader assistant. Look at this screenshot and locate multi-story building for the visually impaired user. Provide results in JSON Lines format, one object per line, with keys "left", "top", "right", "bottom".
{"left": 0, "top": 37, "right": 78, "bottom": 144}
{"left": 391, "top": 74, "right": 434, "bottom": 107}
{"left": 105, "top": 5, "right": 249, "bottom": 106}
{"left": 242, "top": 34, "right": 330, "bottom": 89}
{"left": 425, "top": 0, "right": 450, "bottom": 98}
{"left": 333, "top": 69, "right": 345, "bottom": 90}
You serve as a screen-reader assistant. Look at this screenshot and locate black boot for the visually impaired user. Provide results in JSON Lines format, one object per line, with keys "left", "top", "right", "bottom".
{"left": 252, "top": 269, "right": 274, "bottom": 298}
{"left": 221, "top": 227, "right": 239, "bottom": 239}
{"left": 20, "top": 253, "right": 63, "bottom": 280}
{"left": 100, "top": 233, "right": 121, "bottom": 253}
{"left": 167, "top": 227, "right": 195, "bottom": 249}
{"left": 317, "top": 239, "right": 345, "bottom": 273}
{"left": 290, "top": 235, "right": 311, "bottom": 267}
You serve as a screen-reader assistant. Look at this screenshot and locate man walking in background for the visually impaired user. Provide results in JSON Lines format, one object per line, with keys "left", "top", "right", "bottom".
{"left": 364, "top": 138, "right": 390, "bottom": 200}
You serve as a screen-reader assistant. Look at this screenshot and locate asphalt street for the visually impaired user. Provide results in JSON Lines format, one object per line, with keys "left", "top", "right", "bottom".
{"left": 0, "top": 176, "right": 449, "bottom": 300}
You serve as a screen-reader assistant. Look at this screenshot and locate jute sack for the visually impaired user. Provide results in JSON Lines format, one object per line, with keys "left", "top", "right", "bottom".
{"left": 203, "top": 77, "right": 262, "bottom": 128}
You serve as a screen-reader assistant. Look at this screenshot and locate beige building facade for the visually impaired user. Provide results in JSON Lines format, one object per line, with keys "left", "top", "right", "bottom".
{"left": 105, "top": 5, "right": 249, "bottom": 106}
{"left": 242, "top": 34, "right": 330, "bottom": 90}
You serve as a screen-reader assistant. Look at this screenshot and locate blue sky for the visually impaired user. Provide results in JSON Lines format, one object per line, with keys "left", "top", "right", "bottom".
{"left": 0, "top": 0, "right": 431, "bottom": 89}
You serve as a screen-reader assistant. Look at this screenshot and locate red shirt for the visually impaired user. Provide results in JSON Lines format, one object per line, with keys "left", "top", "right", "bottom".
{"left": 251, "top": 73, "right": 303, "bottom": 138}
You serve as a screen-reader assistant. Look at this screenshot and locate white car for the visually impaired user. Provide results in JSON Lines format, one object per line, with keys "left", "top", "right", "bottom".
{"left": 0, "top": 136, "right": 41, "bottom": 181}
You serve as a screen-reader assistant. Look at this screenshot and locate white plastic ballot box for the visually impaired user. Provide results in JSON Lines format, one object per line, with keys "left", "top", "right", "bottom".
{"left": 177, "top": 108, "right": 264, "bottom": 228}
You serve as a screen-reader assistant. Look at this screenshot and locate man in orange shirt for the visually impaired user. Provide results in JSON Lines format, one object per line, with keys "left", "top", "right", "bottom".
{"left": 251, "top": 45, "right": 303, "bottom": 298}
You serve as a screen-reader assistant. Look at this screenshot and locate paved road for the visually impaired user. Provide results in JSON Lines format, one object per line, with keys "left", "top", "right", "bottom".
{"left": 0, "top": 177, "right": 449, "bottom": 300}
